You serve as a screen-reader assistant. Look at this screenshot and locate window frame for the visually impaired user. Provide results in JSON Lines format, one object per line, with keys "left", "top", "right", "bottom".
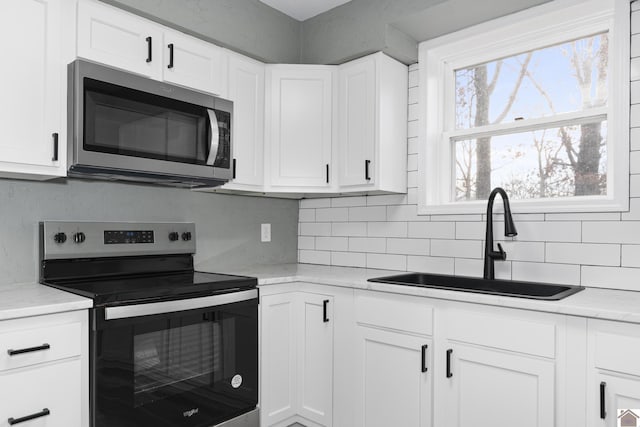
{"left": 417, "top": 0, "right": 630, "bottom": 215}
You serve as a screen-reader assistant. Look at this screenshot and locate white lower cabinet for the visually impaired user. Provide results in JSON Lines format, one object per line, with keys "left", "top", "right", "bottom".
{"left": 261, "top": 285, "right": 339, "bottom": 427}
{"left": 588, "top": 319, "right": 640, "bottom": 427}
{"left": 0, "top": 310, "right": 88, "bottom": 427}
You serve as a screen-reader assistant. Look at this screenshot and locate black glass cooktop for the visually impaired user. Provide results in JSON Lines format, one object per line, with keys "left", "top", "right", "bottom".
{"left": 42, "top": 271, "right": 257, "bottom": 306}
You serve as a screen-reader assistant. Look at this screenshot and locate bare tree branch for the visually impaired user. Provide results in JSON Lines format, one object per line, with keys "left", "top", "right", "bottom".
{"left": 492, "top": 53, "right": 533, "bottom": 124}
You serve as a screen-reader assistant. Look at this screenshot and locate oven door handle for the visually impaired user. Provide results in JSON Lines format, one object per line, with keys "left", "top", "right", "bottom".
{"left": 104, "top": 289, "right": 257, "bottom": 320}
{"left": 205, "top": 109, "right": 220, "bottom": 166}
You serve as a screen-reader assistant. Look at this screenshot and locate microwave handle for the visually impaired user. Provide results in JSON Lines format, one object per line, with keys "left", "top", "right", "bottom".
{"left": 206, "top": 109, "right": 220, "bottom": 166}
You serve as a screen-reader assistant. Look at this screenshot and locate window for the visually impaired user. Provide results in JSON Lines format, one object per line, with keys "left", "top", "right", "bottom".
{"left": 418, "top": 0, "right": 629, "bottom": 214}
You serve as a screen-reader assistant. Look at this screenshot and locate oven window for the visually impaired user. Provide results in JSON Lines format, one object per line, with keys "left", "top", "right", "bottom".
{"left": 83, "top": 78, "right": 209, "bottom": 165}
{"left": 133, "top": 318, "right": 233, "bottom": 407}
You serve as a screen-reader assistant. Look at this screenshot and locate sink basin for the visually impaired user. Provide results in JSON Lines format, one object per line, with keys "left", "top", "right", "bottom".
{"left": 368, "top": 273, "right": 584, "bottom": 300}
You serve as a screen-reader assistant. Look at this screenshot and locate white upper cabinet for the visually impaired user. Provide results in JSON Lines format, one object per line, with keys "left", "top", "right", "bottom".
{"left": 0, "top": 0, "right": 66, "bottom": 178}
{"left": 77, "top": 0, "right": 227, "bottom": 96}
{"left": 77, "top": 0, "right": 163, "bottom": 79}
{"left": 222, "top": 52, "right": 265, "bottom": 188}
{"left": 338, "top": 52, "right": 408, "bottom": 193}
{"left": 266, "top": 65, "right": 336, "bottom": 191}
{"left": 163, "top": 31, "right": 226, "bottom": 97}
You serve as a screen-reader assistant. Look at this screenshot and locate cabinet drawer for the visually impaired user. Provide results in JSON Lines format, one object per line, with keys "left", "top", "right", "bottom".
{"left": 594, "top": 331, "right": 640, "bottom": 376}
{"left": 355, "top": 291, "right": 433, "bottom": 336}
{"left": 0, "top": 359, "right": 81, "bottom": 427}
{"left": 0, "top": 321, "right": 81, "bottom": 371}
{"left": 444, "top": 308, "right": 556, "bottom": 358}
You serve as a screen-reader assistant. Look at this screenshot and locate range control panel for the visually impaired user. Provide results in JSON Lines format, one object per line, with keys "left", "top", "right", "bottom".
{"left": 41, "top": 221, "right": 196, "bottom": 260}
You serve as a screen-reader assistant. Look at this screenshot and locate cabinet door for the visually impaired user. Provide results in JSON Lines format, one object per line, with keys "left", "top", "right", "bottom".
{"left": 298, "top": 294, "right": 334, "bottom": 426}
{"left": 267, "top": 66, "right": 334, "bottom": 189}
{"left": 77, "top": 0, "right": 162, "bottom": 79}
{"left": 354, "top": 326, "right": 431, "bottom": 427}
{"left": 0, "top": 0, "right": 64, "bottom": 175}
{"left": 0, "top": 359, "right": 82, "bottom": 427}
{"left": 261, "top": 293, "right": 298, "bottom": 426}
{"left": 439, "top": 344, "right": 554, "bottom": 427}
{"left": 592, "top": 374, "right": 640, "bottom": 427}
{"left": 163, "top": 31, "right": 226, "bottom": 96}
{"left": 226, "top": 53, "right": 265, "bottom": 186}
{"left": 338, "top": 56, "right": 376, "bottom": 187}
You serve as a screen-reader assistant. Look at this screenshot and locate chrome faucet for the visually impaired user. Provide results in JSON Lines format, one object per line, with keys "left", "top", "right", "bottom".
{"left": 484, "top": 187, "right": 517, "bottom": 280}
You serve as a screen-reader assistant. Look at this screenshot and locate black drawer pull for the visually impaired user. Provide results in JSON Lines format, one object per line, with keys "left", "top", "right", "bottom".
{"left": 51, "top": 133, "right": 58, "bottom": 161}
{"left": 146, "top": 36, "right": 152, "bottom": 62}
{"left": 365, "top": 159, "right": 371, "bottom": 181}
{"left": 323, "top": 299, "right": 329, "bottom": 322}
{"left": 446, "top": 349, "right": 453, "bottom": 378}
{"left": 168, "top": 43, "right": 174, "bottom": 68}
{"left": 325, "top": 164, "right": 330, "bottom": 184}
{"left": 8, "top": 408, "right": 50, "bottom": 425}
{"left": 600, "top": 381, "right": 606, "bottom": 419}
{"left": 232, "top": 158, "right": 237, "bottom": 179}
{"left": 7, "top": 343, "right": 50, "bottom": 356}
{"left": 421, "top": 344, "right": 428, "bottom": 373}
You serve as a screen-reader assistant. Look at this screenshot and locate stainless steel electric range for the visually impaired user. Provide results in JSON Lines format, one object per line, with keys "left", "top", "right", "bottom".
{"left": 39, "top": 221, "right": 259, "bottom": 427}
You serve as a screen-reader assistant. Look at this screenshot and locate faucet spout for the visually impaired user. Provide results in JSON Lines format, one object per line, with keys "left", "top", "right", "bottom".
{"left": 484, "top": 187, "right": 517, "bottom": 280}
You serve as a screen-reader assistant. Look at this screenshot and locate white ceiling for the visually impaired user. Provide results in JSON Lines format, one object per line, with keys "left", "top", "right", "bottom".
{"left": 259, "top": 0, "right": 353, "bottom": 21}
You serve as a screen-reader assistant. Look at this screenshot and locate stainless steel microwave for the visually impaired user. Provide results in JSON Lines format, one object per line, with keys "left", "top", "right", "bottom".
{"left": 68, "top": 60, "right": 233, "bottom": 188}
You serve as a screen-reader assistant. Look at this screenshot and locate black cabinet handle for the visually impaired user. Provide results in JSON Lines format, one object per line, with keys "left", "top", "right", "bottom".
{"left": 446, "top": 349, "right": 453, "bottom": 378}
{"left": 365, "top": 159, "right": 371, "bottom": 181}
{"left": 7, "top": 343, "right": 50, "bottom": 356}
{"left": 421, "top": 344, "right": 428, "bottom": 373}
{"left": 146, "top": 36, "right": 152, "bottom": 62}
{"left": 325, "top": 164, "right": 329, "bottom": 184}
{"left": 51, "top": 133, "right": 58, "bottom": 161}
{"left": 168, "top": 43, "right": 174, "bottom": 68}
{"left": 323, "top": 299, "right": 329, "bottom": 322}
{"left": 232, "top": 158, "right": 237, "bottom": 179}
{"left": 600, "top": 381, "right": 606, "bottom": 419}
{"left": 8, "top": 408, "right": 50, "bottom": 425}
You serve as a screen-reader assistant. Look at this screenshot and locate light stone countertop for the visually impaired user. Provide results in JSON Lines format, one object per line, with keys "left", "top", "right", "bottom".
{"left": 205, "top": 263, "right": 640, "bottom": 324}
{"left": 0, "top": 282, "right": 92, "bottom": 321}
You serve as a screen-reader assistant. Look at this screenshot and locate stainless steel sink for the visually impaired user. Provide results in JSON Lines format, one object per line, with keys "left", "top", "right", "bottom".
{"left": 368, "top": 273, "right": 584, "bottom": 300}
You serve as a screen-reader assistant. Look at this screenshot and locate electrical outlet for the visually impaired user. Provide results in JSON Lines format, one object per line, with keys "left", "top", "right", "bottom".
{"left": 261, "top": 223, "right": 271, "bottom": 242}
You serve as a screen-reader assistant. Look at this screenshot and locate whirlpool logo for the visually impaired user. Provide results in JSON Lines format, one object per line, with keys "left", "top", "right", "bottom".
{"left": 183, "top": 408, "right": 199, "bottom": 418}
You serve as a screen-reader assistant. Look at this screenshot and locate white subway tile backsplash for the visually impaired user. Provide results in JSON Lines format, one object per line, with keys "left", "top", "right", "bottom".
{"left": 408, "top": 86, "right": 418, "bottom": 104}
{"left": 299, "top": 250, "right": 331, "bottom": 265}
{"left": 545, "top": 243, "right": 620, "bottom": 266}
{"left": 299, "top": 209, "right": 316, "bottom": 222}
{"left": 386, "top": 238, "right": 430, "bottom": 255}
{"left": 512, "top": 261, "right": 580, "bottom": 285}
{"left": 407, "top": 256, "right": 454, "bottom": 274}
{"left": 408, "top": 69, "right": 418, "bottom": 87}
{"left": 631, "top": 57, "right": 640, "bottom": 81}
{"left": 622, "top": 198, "right": 640, "bottom": 220}
{"left": 407, "top": 171, "right": 418, "bottom": 188}
{"left": 331, "top": 251, "right": 366, "bottom": 268}
{"left": 583, "top": 221, "right": 640, "bottom": 244}
{"left": 300, "top": 198, "right": 331, "bottom": 208}
{"left": 349, "top": 206, "right": 387, "bottom": 221}
{"left": 632, "top": 128, "right": 640, "bottom": 151}
{"left": 631, "top": 175, "right": 640, "bottom": 197}
{"left": 408, "top": 104, "right": 419, "bottom": 121}
{"left": 407, "top": 154, "right": 418, "bottom": 171}
{"left": 316, "top": 207, "right": 349, "bottom": 222}
{"left": 622, "top": 245, "right": 640, "bottom": 267}
{"left": 349, "top": 237, "right": 387, "bottom": 253}
{"left": 633, "top": 81, "right": 640, "bottom": 104}
{"left": 545, "top": 212, "right": 621, "bottom": 221}
{"left": 632, "top": 104, "right": 640, "bottom": 127}
{"left": 432, "top": 214, "right": 481, "bottom": 222}
{"left": 632, "top": 151, "right": 640, "bottom": 174}
{"left": 454, "top": 258, "right": 511, "bottom": 280}
{"left": 332, "top": 222, "right": 367, "bottom": 237}
{"left": 408, "top": 120, "right": 419, "bottom": 138}
{"left": 633, "top": 34, "right": 640, "bottom": 58}
{"left": 498, "top": 241, "right": 545, "bottom": 262}
{"left": 367, "top": 253, "right": 407, "bottom": 271}
{"left": 316, "top": 236, "right": 349, "bottom": 251}
{"left": 514, "top": 221, "right": 581, "bottom": 242}
{"left": 409, "top": 222, "right": 455, "bottom": 239}
{"left": 331, "top": 196, "right": 367, "bottom": 207}
{"left": 368, "top": 222, "right": 408, "bottom": 237}
{"left": 298, "top": 236, "right": 315, "bottom": 250}
{"left": 431, "top": 239, "right": 482, "bottom": 259}
{"left": 581, "top": 266, "right": 640, "bottom": 291}
{"left": 407, "top": 137, "right": 419, "bottom": 155}
{"left": 455, "top": 222, "right": 485, "bottom": 240}
{"left": 407, "top": 188, "right": 418, "bottom": 205}
{"left": 367, "top": 194, "right": 407, "bottom": 206}
{"left": 299, "top": 222, "right": 331, "bottom": 236}
{"left": 387, "top": 204, "right": 430, "bottom": 222}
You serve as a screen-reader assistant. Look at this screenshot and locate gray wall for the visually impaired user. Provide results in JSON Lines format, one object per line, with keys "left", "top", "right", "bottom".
{"left": 100, "top": 0, "right": 301, "bottom": 63}
{"left": 0, "top": 179, "right": 298, "bottom": 286}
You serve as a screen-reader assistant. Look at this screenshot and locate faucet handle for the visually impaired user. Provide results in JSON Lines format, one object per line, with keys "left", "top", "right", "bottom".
{"left": 496, "top": 243, "right": 507, "bottom": 261}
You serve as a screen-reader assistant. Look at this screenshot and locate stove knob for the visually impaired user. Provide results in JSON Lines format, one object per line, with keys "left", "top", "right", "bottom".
{"left": 169, "top": 232, "right": 179, "bottom": 241}
{"left": 181, "top": 232, "right": 192, "bottom": 241}
{"left": 73, "top": 232, "right": 86, "bottom": 244}
{"left": 53, "top": 232, "right": 67, "bottom": 244}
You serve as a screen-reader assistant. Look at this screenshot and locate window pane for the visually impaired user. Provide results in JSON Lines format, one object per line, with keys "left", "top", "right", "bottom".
{"left": 455, "top": 33, "right": 608, "bottom": 130}
{"left": 454, "top": 121, "right": 607, "bottom": 201}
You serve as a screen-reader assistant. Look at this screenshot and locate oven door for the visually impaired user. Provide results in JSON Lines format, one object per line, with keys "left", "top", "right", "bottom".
{"left": 91, "top": 290, "right": 258, "bottom": 427}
